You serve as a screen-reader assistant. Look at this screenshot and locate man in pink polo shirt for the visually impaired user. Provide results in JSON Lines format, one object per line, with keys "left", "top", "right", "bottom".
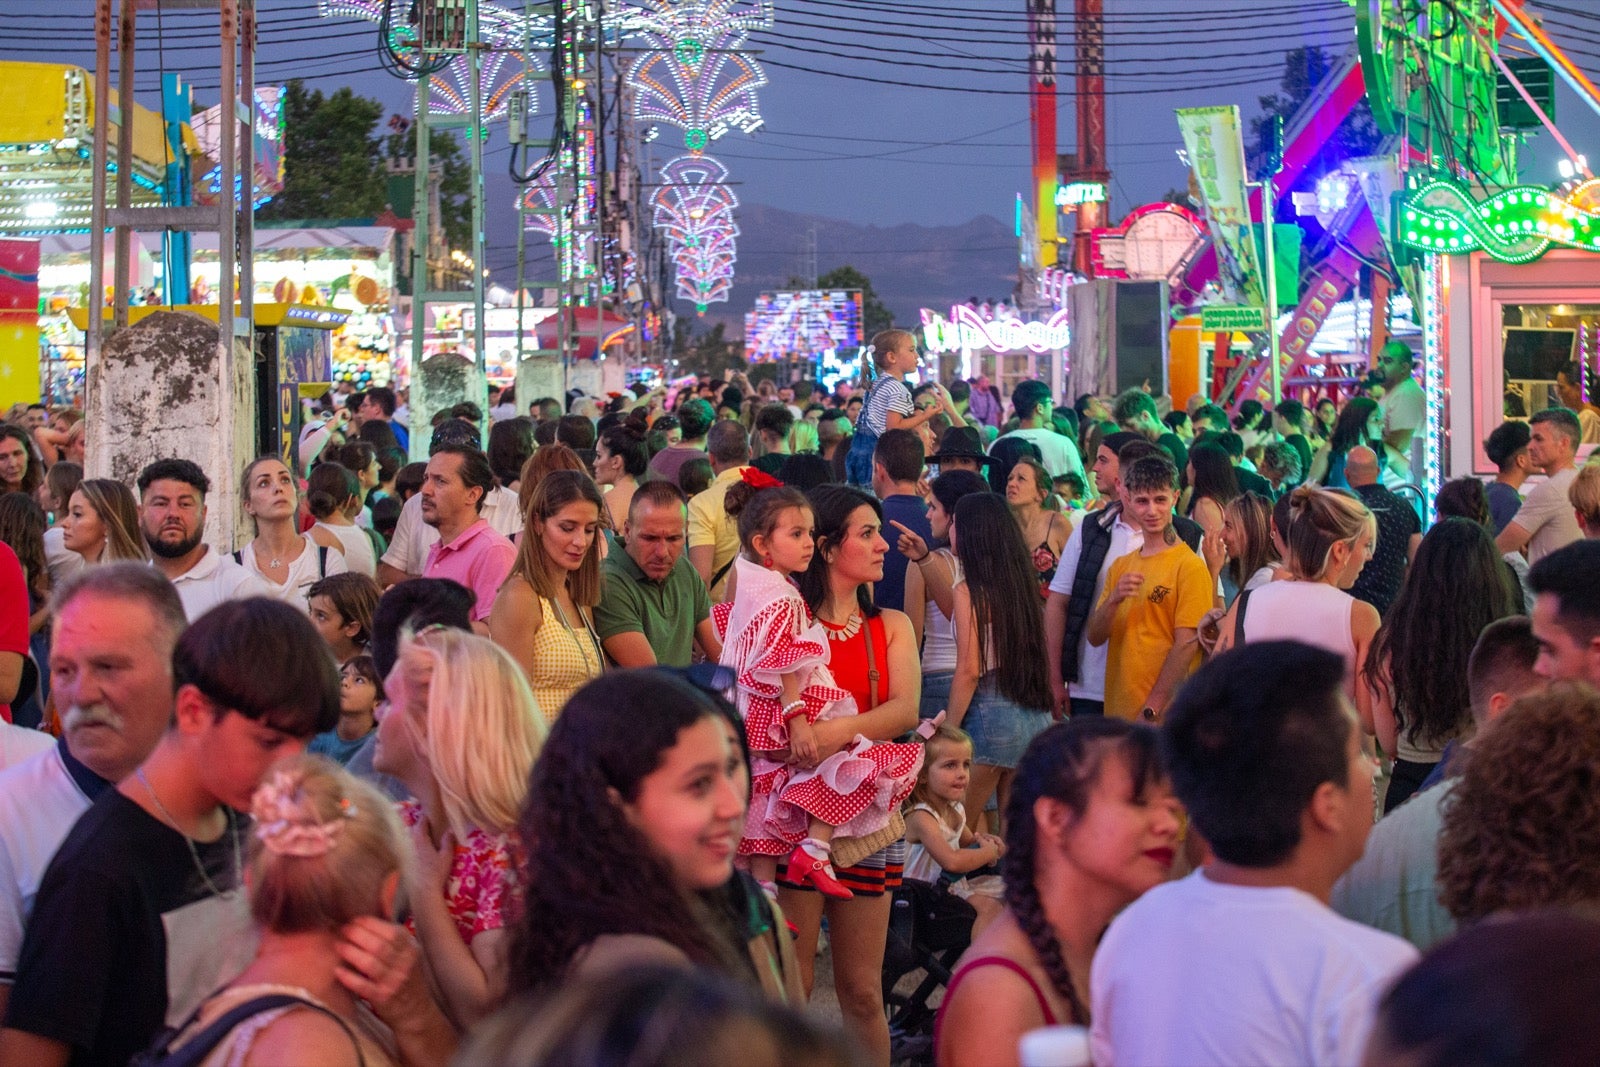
{"left": 421, "top": 443, "right": 517, "bottom": 632}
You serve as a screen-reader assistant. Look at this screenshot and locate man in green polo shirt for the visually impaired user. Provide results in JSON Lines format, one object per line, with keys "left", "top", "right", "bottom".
{"left": 597, "top": 480, "right": 723, "bottom": 668}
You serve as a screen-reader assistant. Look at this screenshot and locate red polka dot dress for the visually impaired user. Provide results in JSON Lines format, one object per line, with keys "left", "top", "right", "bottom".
{"left": 717, "top": 557, "right": 925, "bottom": 857}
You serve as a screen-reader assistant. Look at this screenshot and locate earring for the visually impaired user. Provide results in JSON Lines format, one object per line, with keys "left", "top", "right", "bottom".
{"left": 762, "top": 554, "right": 773, "bottom": 568}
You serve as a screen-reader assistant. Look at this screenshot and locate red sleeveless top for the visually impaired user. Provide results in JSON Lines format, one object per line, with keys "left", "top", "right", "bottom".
{"left": 818, "top": 612, "right": 890, "bottom": 711}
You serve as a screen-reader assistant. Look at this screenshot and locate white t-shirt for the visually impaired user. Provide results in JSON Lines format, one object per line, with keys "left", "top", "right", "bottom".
{"left": 1379, "top": 375, "right": 1426, "bottom": 477}
{"left": 41, "top": 528, "right": 83, "bottom": 590}
{"left": 1047, "top": 509, "right": 1142, "bottom": 702}
{"left": 166, "top": 547, "right": 275, "bottom": 622}
{"left": 235, "top": 535, "right": 349, "bottom": 611}
{"left": 1091, "top": 870, "right": 1418, "bottom": 1067}
{"left": 992, "top": 426, "right": 1086, "bottom": 482}
{"left": 1510, "top": 465, "right": 1583, "bottom": 565}
{"left": 0, "top": 726, "right": 53, "bottom": 772}
{"left": 0, "top": 741, "right": 109, "bottom": 978}
{"left": 381, "top": 486, "right": 524, "bottom": 577}
{"left": 314, "top": 522, "right": 376, "bottom": 578}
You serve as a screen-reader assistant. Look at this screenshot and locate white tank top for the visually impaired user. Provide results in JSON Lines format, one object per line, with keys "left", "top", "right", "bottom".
{"left": 1235, "top": 580, "right": 1358, "bottom": 683}
{"left": 920, "top": 551, "right": 960, "bottom": 674}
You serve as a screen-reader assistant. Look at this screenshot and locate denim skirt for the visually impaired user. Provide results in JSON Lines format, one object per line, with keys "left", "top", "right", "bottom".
{"left": 920, "top": 670, "right": 954, "bottom": 721}
{"left": 963, "top": 676, "right": 1050, "bottom": 769}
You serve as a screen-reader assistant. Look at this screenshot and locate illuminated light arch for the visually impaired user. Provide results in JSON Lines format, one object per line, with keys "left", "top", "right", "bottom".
{"left": 423, "top": 50, "right": 540, "bottom": 120}
{"left": 628, "top": 46, "right": 766, "bottom": 149}
{"left": 1398, "top": 176, "right": 1600, "bottom": 264}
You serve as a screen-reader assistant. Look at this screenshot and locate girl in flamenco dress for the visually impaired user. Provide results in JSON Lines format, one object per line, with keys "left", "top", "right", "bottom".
{"left": 716, "top": 473, "right": 933, "bottom": 900}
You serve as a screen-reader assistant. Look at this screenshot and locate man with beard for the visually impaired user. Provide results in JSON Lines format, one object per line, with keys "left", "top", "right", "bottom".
{"left": 136, "top": 459, "right": 270, "bottom": 620}
{"left": 0, "top": 565, "right": 186, "bottom": 1019}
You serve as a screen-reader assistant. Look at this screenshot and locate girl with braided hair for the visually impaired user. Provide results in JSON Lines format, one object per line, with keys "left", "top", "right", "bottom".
{"left": 934, "top": 719, "right": 1180, "bottom": 1067}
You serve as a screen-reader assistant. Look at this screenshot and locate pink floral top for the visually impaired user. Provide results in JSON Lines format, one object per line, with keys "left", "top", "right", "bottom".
{"left": 399, "top": 801, "right": 522, "bottom": 944}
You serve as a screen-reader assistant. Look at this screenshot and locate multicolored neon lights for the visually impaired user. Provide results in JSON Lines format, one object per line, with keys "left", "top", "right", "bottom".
{"left": 650, "top": 154, "right": 738, "bottom": 311}
{"left": 1398, "top": 176, "right": 1600, "bottom": 264}
{"left": 920, "top": 305, "right": 1071, "bottom": 355}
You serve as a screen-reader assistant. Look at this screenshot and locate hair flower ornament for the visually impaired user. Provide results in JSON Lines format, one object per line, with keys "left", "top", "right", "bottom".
{"left": 251, "top": 772, "right": 357, "bottom": 858}
{"left": 740, "top": 467, "right": 784, "bottom": 490}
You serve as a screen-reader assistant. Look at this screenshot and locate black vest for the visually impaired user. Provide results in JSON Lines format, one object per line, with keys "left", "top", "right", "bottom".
{"left": 1059, "top": 504, "right": 1203, "bottom": 683}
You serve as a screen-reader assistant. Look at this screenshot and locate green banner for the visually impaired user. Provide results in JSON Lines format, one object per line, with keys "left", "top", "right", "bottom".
{"left": 1201, "top": 306, "right": 1270, "bottom": 332}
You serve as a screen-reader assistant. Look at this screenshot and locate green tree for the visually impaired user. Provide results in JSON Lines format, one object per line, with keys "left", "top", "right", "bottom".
{"left": 816, "top": 265, "right": 893, "bottom": 337}
{"left": 258, "top": 81, "right": 387, "bottom": 222}
{"left": 1249, "top": 46, "right": 1383, "bottom": 190}
{"left": 384, "top": 121, "right": 472, "bottom": 251}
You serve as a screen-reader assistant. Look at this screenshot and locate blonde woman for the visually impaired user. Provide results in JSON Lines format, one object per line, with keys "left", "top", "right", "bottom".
{"left": 1210, "top": 486, "right": 1380, "bottom": 721}
{"left": 156, "top": 756, "right": 417, "bottom": 1067}
{"left": 489, "top": 469, "right": 606, "bottom": 722}
{"left": 372, "top": 626, "right": 547, "bottom": 1028}
{"left": 1571, "top": 461, "right": 1600, "bottom": 537}
{"left": 59, "top": 478, "right": 149, "bottom": 564}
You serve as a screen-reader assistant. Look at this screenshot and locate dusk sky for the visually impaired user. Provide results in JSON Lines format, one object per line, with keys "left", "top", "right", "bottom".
{"left": 5, "top": 0, "right": 1600, "bottom": 282}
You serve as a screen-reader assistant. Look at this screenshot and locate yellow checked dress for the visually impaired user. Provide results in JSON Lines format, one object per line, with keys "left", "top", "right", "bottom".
{"left": 527, "top": 593, "right": 604, "bottom": 723}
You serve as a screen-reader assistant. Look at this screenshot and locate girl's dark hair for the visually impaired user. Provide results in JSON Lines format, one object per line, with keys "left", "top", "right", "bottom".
{"left": 1435, "top": 476, "right": 1490, "bottom": 527}
{"left": 357, "top": 419, "right": 401, "bottom": 455}
{"left": 797, "top": 484, "right": 883, "bottom": 621}
{"left": 508, "top": 671, "right": 751, "bottom": 993}
{"left": 1187, "top": 441, "right": 1240, "bottom": 509}
{"left": 342, "top": 653, "right": 386, "bottom": 702}
{"left": 326, "top": 440, "right": 375, "bottom": 484}
{"left": 986, "top": 436, "right": 1043, "bottom": 494}
{"left": 306, "top": 462, "right": 359, "bottom": 521}
{"left": 1362, "top": 517, "right": 1520, "bottom": 747}
{"left": 488, "top": 417, "right": 537, "bottom": 488}
{"left": 1002, "top": 720, "right": 1163, "bottom": 1025}
{"left": 929, "top": 469, "right": 991, "bottom": 519}
{"left": 599, "top": 421, "right": 650, "bottom": 478}
{"left": 951, "top": 493, "right": 1052, "bottom": 710}
{"left": 0, "top": 492, "right": 47, "bottom": 600}
{"left": 678, "top": 457, "right": 714, "bottom": 497}
{"left": 1224, "top": 492, "right": 1277, "bottom": 590}
{"left": 1329, "top": 397, "right": 1379, "bottom": 457}
{"left": 725, "top": 483, "right": 810, "bottom": 557}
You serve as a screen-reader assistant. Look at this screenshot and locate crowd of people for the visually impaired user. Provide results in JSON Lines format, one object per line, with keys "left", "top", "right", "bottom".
{"left": 0, "top": 331, "right": 1594, "bottom": 1066}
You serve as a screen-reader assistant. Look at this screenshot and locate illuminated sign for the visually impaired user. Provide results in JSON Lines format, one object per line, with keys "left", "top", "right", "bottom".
{"left": 920, "top": 305, "right": 1071, "bottom": 355}
{"left": 1200, "top": 306, "right": 1269, "bottom": 332}
{"left": 1398, "top": 176, "right": 1600, "bottom": 264}
{"left": 1056, "top": 181, "right": 1107, "bottom": 207}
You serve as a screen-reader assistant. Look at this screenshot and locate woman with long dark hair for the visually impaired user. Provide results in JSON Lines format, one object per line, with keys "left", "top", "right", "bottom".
{"left": 595, "top": 419, "right": 650, "bottom": 530}
{"left": 1182, "top": 441, "right": 1240, "bottom": 595}
{"left": 790, "top": 484, "right": 923, "bottom": 1065}
{"left": 1307, "top": 397, "right": 1382, "bottom": 489}
{"left": 945, "top": 493, "right": 1053, "bottom": 832}
{"left": 1361, "top": 517, "right": 1521, "bottom": 812}
{"left": 935, "top": 720, "right": 1180, "bottom": 1066}
{"left": 903, "top": 470, "right": 991, "bottom": 719}
{"left": 506, "top": 670, "right": 801, "bottom": 1002}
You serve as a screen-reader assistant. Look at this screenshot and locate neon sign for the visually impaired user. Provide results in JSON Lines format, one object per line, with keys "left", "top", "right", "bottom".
{"left": 1056, "top": 181, "right": 1107, "bottom": 207}
{"left": 920, "top": 305, "right": 1071, "bottom": 354}
{"left": 1398, "top": 176, "right": 1600, "bottom": 264}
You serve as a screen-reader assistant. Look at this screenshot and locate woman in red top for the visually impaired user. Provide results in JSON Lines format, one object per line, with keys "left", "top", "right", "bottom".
{"left": 789, "top": 485, "right": 922, "bottom": 1066}
{"left": 935, "top": 719, "right": 1180, "bottom": 1067}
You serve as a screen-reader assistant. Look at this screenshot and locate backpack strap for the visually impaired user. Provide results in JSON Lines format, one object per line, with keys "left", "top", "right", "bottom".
{"left": 710, "top": 556, "right": 736, "bottom": 591}
{"left": 232, "top": 550, "right": 242, "bottom": 566}
{"left": 1233, "top": 588, "right": 1253, "bottom": 646}
{"left": 318, "top": 544, "right": 329, "bottom": 577}
{"left": 136, "top": 992, "right": 367, "bottom": 1067}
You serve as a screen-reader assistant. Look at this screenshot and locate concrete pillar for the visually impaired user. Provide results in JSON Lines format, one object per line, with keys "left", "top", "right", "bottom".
{"left": 514, "top": 355, "right": 565, "bottom": 417}
{"left": 86, "top": 310, "right": 256, "bottom": 550}
{"left": 409, "top": 350, "right": 487, "bottom": 460}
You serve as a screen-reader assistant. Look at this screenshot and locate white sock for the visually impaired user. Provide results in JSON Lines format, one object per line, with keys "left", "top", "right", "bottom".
{"left": 758, "top": 879, "right": 779, "bottom": 901}
{"left": 799, "top": 837, "right": 833, "bottom": 864}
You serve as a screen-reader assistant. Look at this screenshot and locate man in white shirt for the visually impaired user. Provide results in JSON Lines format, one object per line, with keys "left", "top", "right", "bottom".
{"left": 1376, "top": 341, "right": 1426, "bottom": 480}
{"left": 136, "top": 459, "right": 271, "bottom": 620}
{"left": 0, "top": 564, "right": 185, "bottom": 1018}
{"left": 1497, "top": 408, "right": 1584, "bottom": 565}
{"left": 1091, "top": 640, "right": 1417, "bottom": 1067}
{"left": 377, "top": 420, "right": 524, "bottom": 586}
{"left": 992, "top": 379, "right": 1086, "bottom": 482}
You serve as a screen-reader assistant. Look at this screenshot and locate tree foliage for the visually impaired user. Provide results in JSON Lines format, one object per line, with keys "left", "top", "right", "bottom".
{"left": 1248, "top": 46, "right": 1384, "bottom": 191}
{"left": 258, "top": 80, "right": 387, "bottom": 223}
{"left": 384, "top": 121, "right": 473, "bottom": 251}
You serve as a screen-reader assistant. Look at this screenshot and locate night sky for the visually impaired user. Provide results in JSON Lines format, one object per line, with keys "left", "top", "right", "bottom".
{"left": 3, "top": 0, "right": 1598, "bottom": 284}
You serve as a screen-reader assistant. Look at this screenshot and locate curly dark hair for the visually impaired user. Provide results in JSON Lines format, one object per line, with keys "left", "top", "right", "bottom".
{"left": 1328, "top": 397, "right": 1379, "bottom": 459}
{"left": 1002, "top": 720, "right": 1163, "bottom": 1024}
{"left": 1438, "top": 683, "right": 1600, "bottom": 922}
{"left": 507, "top": 671, "right": 752, "bottom": 994}
{"left": 1362, "top": 518, "right": 1520, "bottom": 747}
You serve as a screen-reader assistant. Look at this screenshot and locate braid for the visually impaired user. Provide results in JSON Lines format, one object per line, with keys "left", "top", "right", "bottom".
{"left": 1001, "top": 815, "right": 1090, "bottom": 1025}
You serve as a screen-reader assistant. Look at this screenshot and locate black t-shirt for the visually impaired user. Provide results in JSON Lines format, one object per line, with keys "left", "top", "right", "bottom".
{"left": 6, "top": 789, "right": 253, "bottom": 1067}
{"left": 1157, "top": 432, "right": 1189, "bottom": 488}
{"left": 1284, "top": 433, "right": 1314, "bottom": 483}
{"left": 1349, "top": 483, "right": 1421, "bottom": 616}
{"left": 751, "top": 452, "right": 787, "bottom": 478}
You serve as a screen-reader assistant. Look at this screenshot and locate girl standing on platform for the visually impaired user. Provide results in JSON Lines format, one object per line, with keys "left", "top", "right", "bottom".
{"left": 716, "top": 474, "right": 927, "bottom": 901}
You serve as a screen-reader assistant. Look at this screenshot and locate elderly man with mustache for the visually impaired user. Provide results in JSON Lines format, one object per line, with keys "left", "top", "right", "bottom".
{"left": 0, "top": 565, "right": 186, "bottom": 1019}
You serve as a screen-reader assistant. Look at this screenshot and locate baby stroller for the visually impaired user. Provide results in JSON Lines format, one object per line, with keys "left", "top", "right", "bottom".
{"left": 882, "top": 877, "right": 977, "bottom": 1066}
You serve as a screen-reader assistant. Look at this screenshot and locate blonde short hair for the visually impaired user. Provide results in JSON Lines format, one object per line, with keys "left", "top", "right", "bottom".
{"left": 404, "top": 627, "right": 547, "bottom": 837}
{"left": 247, "top": 755, "right": 406, "bottom": 933}
{"left": 1570, "top": 462, "right": 1600, "bottom": 530}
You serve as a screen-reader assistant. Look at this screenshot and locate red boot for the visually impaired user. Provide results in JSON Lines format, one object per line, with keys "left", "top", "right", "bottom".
{"left": 787, "top": 841, "right": 853, "bottom": 900}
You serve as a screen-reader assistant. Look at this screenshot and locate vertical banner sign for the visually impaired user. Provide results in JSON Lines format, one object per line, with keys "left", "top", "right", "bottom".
{"left": 0, "top": 240, "right": 40, "bottom": 407}
{"left": 1177, "top": 106, "right": 1266, "bottom": 308}
{"left": 1028, "top": 0, "right": 1058, "bottom": 268}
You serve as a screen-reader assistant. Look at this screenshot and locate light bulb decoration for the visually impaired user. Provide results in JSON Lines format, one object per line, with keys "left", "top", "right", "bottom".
{"left": 1397, "top": 176, "right": 1600, "bottom": 264}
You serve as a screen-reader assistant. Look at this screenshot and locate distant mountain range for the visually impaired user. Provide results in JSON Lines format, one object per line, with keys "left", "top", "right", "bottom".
{"left": 680, "top": 203, "right": 1022, "bottom": 336}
